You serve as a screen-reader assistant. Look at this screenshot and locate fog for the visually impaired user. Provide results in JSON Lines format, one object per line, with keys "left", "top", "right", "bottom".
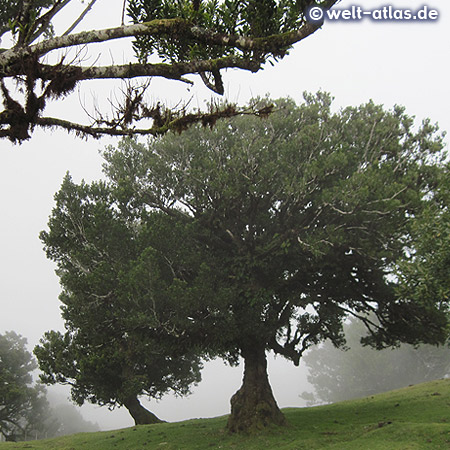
{"left": 1, "top": 0, "right": 449, "bottom": 431}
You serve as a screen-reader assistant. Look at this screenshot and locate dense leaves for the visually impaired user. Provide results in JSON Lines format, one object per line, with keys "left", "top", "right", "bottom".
{"left": 127, "top": 0, "right": 307, "bottom": 63}
{"left": 103, "top": 94, "right": 449, "bottom": 358}
{"left": 38, "top": 93, "right": 449, "bottom": 431}
{"left": 0, "top": 0, "right": 55, "bottom": 37}
{"left": 395, "top": 166, "right": 450, "bottom": 327}
{"left": 35, "top": 176, "right": 203, "bottom": 424}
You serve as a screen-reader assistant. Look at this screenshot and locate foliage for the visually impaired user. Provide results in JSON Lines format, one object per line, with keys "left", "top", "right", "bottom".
{"left": 103, "top": 93, "right": 449, "bottom": 358}
{"left": 38, "top": 93, "right": 449, "bottom": 432}
{"left": 0, "top": 0, "right": 339, "bottom": 142}
{"left": 0, "top": 379, "right": 449, "bottom": 449}
{"left": 301, "top": 318, "right": 450, "bottom": 405}
{"left": 127, "top": 0, "right": 307, "bottom": 64}
{"left": 35, "top": 175, "right": 203, "bottom": 424}
{"left": 0, "top": 1, "right": 55, "bottom": 37}
{"left": 0, "top": 331, "right": 56, "bottom": 442}
{"left": 395, "top": 165, "right": 450, "bottom": 327}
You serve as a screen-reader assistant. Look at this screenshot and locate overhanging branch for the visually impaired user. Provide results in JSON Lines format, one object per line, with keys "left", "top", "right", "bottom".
{"left": 32, "top": 56, "right": 261, "bottom": 82}
{"left": 0, "top": 8, "right": 331, "bottom": 69}
{"left": 33, "top": 102, "right": 274, "bottom": 139}
{"left": 0, "top": 0, "right": 339, "bottom": 142}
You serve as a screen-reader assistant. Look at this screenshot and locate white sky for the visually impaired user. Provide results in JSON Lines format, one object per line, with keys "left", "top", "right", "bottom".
{"left": 0, "top": 0, "right": 449, "bottom": 430}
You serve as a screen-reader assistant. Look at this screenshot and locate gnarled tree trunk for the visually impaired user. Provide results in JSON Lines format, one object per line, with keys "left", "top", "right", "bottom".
{"left": 123, "top": 396, "right": 163, "bottom": 425}
{"left": 227, "top": 345, "right": 287, "bottom": 433}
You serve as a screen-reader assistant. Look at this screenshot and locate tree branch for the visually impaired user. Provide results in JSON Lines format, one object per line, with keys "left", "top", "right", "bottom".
{"left": 31, "top": 56, "right": 260, "bottom": 82}
{"left": 30, "top": 0, "right": 73, "bottom": 43}
{"left": 63, "top": 0, "right": 99, "bottom": 36}
{"left": 0, "top": 11, "right": 330, "bottom": 69}
{"left": 0, "top": 0, "right": 339, "bottom": 142}
{"left": 33, "top": 102, "right": 273, "bottom": 139}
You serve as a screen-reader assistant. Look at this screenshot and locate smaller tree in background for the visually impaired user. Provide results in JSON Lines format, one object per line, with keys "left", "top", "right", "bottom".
{"left": 0, "top": 331, "right": 55, "bottom": 441}
{"left": 47, "top": 402, "right": 99, "bottom": 436}
{"left": 301, "top": 318, "right": 450, "bottom": 405}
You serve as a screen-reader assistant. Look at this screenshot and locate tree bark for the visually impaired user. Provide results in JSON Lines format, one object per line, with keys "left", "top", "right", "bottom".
{"left": 123, "top": 396, "right": 164, "bottom": 425}
{"left": 227, "top": 345, "right": 287, "bottom": 433}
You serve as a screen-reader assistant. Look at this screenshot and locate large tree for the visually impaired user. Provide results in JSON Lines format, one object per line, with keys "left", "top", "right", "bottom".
{"left": 0, "top": 331, "right": 55, "bottom": 441}
{"left": 38, "top": 94, "right": 449, "bottom": 432}
{"left": 35, "top": 175, "right": 203, "bottom": 425}
{"left": 0, "top": 0, "right": 338, "bottom": 143}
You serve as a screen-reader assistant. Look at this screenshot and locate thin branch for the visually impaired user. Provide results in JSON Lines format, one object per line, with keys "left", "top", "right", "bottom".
{"left": 33, "top": 103, "right": 272, "bottom": 139}
{"left": 30, "top": 0, "right": 73, "bottom": 43}
{"left": 325, "top": 203, "right": 355, "bottom": 215}
{"left": 366, "top": 186, "right": 408, "bottom": 205}
{"left": 121, "top": 0, "right": 127, "bottom": 26}
{"left": 63, "top": 0, "right": 99, "bottom": 36}
{"left": 361, "top": 119, "right": 378, "bottom": 165}
{"left": 337, "top": 305, "right": 382, "bottom": 334}
{"left": 199, "top": 70, "right": 224, "bottom": 95}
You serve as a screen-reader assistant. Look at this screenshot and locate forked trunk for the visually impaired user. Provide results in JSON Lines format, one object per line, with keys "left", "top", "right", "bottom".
{"left": 123, "top": 396, "right": 164, "bottom": 425}
{"left": 227, "top": 345, "right": 287, "bottom": 433}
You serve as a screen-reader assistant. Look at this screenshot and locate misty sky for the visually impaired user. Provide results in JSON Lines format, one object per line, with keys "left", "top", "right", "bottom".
{"left": 1, "top": 0, "right": 449, "bottom": 430}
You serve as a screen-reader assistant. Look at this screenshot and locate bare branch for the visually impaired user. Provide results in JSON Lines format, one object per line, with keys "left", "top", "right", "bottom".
{"left": 121, "top": 0, "right": 127, "bottom": 26}
{"left": 63, "top": 0, "right": 99, "bottom": 36}
{"left": 199, "top": 70, "right": 224, "bottom": 95}
{"left": 30, "top": 0, "right": 73, "bottom": 43}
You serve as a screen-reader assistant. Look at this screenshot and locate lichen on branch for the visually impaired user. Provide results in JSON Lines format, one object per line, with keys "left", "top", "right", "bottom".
{"left": 0, "top": 0, "right": 339, "bottom": 143}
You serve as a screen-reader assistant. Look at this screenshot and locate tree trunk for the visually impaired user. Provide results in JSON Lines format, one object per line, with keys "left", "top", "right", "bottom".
{"left": 123, "top": 396, "right": 164, "bottom": 425}
{"left": 227, "top": 345, "right": 287, "bottom": 433}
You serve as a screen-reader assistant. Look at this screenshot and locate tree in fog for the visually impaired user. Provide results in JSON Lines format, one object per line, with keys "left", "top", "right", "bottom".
{"left": 0, "top": 331, "right": 55, "bottom": 441}
{"left": 301, "top": 318, "right": 450, "bottom": 405}
{"left": 395, "top": 163, "right": 450, "bottom": 323}
{"left": 37, "top": 93, "right": 449, "bottom": 432}
{"left": 48, "top": 402, "right": 100, "bottom": 436}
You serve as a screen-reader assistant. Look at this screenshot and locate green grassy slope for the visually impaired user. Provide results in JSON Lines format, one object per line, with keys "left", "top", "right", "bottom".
{"left": 1, "top": 379, "right": 449, "bottom": 449}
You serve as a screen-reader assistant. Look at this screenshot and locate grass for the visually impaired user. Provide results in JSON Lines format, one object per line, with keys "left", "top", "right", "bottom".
{"left": 1, "top": 379, "right": 449, "bottom": 449}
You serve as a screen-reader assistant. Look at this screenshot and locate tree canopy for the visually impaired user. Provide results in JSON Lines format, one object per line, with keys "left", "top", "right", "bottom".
{"left": 395, "top": 165, "right": 450, "bottom": 321}
{"left": 0, "top": 0, "right": 338, "bottom": 143}
{"left": 36, "top": 93, "right": 449, "bottom": 432}
{"left": 35, "top": 175, "right": 203, "bottom": 424}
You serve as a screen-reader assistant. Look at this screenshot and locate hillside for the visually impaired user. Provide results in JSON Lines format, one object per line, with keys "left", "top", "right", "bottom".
{"left": 1, "top": 379, "right": 449, "bottom": 449}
